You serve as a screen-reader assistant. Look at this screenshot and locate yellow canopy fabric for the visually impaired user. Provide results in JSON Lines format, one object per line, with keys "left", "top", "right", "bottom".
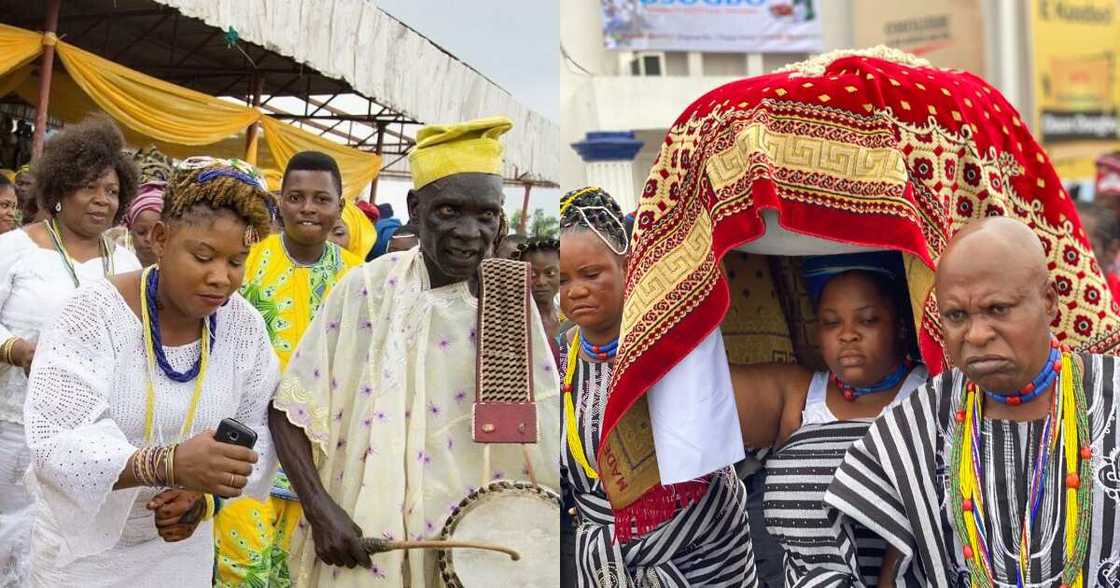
{"left": 6, "top": 66, "right": 253, "bottom": 163}
{"left": 260, "top": 116, "right": 380, "bottom": 201}
{"left": 55, "top": 41, "right": 260, "bottom": 146}
{"left": 0, "top": 24, "right": 45, "bottom": 77}
{"left": 0, "top": 65, "right": 31, "bottom": 101}
{"left": 0, "top": 23, "right": 378, "bottom": 198}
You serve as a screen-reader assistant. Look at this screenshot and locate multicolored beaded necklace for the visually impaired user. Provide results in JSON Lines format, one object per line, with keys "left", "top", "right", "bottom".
{"left": 948, "top": 340, "right": 1092, "bottom": 588}
{"left": 831, "top": 358, "right": 914, "bottom": 401}
{"left": 44, "top": 218, "right": 113, "bottom": 287}
{"left": 563, "top": 328, "right": 616, "bottom": 480}
{"left": 139, "top": 266, "right": 214, "bottom": 444}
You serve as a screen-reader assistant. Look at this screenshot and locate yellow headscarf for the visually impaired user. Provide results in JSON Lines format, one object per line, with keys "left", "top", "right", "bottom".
{"left": 408, "top": 116, "right": 512, "bottom": 189}
{"left": 340, "top": 199, "right": 375, "bottom": 259}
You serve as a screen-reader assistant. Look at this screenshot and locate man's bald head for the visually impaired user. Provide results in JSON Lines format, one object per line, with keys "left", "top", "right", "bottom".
{"left": 938, "top": 217, "right": 1049, "bottom": 292}
{"left": 935, "top": 217, "right": 1058, "bottom": 394}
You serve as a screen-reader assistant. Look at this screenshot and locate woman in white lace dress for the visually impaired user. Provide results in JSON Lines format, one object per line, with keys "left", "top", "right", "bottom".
{"left": 0, "top": 116, "right": 142, "bottom": 585}
{"left": 23, "top": 157, "right": 279, "bottom": 587}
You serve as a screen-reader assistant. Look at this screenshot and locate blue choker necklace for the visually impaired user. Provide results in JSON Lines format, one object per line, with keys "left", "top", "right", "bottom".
{"left": 579, "top": 336, "right": 618, "bottom": 361}
{"left": 833, "top": 359, "right": 914, "bottom": 401}
{"left": 982, "top": 339, "right": 1063, "bottom": 406}
{"left": 146, "top": 267, "right": 217, "bottom": 382}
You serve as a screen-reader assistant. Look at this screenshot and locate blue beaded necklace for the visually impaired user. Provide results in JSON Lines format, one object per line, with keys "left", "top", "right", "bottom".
{"left": 579, "top": 336, "right": 618, "bottom": 361}
{"left": 982, "top": 339, "right": 1062, "bottom": 406}
{"left": 832, "top": 359, "right": 914, "bottom": 401}
{"left": 145, "top": 267, "right": 217, "bottom": 383}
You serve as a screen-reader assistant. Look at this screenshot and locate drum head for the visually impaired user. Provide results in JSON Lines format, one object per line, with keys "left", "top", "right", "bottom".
{"left": 438, "top": 481, "right": 560, "bottom": 588}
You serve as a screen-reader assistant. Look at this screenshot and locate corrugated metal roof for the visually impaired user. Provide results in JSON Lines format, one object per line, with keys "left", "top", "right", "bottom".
{"left": 153, "top": 0, "right": 557, "bottom": 183}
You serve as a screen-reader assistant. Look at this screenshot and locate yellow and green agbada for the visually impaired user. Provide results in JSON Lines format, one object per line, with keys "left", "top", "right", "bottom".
{"left": 213, "top": 233, "right": 361, "bottom": 587}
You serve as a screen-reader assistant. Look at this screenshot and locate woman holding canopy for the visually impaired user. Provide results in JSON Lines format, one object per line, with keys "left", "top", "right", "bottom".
{"left": 559, "top": 186, "right": 756, "bottom": 587}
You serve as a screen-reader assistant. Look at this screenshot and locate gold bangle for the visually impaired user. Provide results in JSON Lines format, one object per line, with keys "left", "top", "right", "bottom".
{"left": 135, "top": 447, "right": 149, "bottom": 486}
{"left": 135, "top": 447, "right": 145, "bottom": 485}
{"left": 143, "top": 447, "right": 159, "bottom": 486}
{"left": 156, "top": 446, "right": 168, "bottom": 487}
{"left": 202, "top": 494, "right": 216, "bottom": 522}
{"left": 141, "top": 447, "right": 155, "bottom": 486}
{"left": 0, "top": 338, "right": 16, "bottom": 365}
{"left": 8, "top": 338, "right": 21, "bottom": 365}
{"left": 131, "top": 449, "right": 143, "bottom": 486}
{"left": 167, "top": 444, "right": 176, "bottom": 488}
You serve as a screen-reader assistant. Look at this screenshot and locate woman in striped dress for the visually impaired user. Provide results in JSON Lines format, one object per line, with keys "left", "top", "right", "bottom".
{"left": 731, "top": 252, "right": 926, "bottom": 587}
{"left": 559, "top": 187, "right": 757, "bottom": 587}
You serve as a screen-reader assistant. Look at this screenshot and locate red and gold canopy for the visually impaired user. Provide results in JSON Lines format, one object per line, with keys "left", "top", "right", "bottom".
{"left": 600, "top": 48, "right": 1120, "bottom": 534}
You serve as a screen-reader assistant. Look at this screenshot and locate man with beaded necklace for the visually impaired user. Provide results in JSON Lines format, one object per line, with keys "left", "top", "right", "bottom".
{"left": 825, "top": 217, "right": 1120, "bottom": 587}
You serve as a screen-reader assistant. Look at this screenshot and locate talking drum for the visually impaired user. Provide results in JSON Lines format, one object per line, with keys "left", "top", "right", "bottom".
{"left": 437, "top": 481, "right": 560, "bottom": 588}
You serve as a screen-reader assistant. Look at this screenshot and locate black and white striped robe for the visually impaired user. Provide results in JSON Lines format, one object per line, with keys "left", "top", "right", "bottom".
{"left": 824, "top": 353, "right": 1120, "bottom": 587}
{"left": 764, "top": 421, "right": 887, "bottom": 587}
{"left": 559, "top": 340, "right": 758, "bottom": 587}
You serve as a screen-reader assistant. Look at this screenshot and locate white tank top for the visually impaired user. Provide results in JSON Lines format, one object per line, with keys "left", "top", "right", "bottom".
{"left": 800, "top": 364, "right": 929, "bottom": 426}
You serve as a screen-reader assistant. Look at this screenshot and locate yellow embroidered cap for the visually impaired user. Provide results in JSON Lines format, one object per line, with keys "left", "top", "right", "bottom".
{"left": 408, "top": 116, "right": 512, "bottom": 190}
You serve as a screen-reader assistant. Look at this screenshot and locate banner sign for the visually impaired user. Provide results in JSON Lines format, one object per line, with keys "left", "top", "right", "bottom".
{"left": 600, "top": 0, "right": 822, "bottom": 53}
{"left": 852, "top": 0, "right": 984, "bottom": 74}
{"left": 1031, "top": 0, "right": 1120, "bottom": 180}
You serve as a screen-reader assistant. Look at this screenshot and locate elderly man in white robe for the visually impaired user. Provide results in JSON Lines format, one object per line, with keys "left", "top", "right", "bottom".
{"left": 270, "top": 116, "right": 560, "bottom": 587}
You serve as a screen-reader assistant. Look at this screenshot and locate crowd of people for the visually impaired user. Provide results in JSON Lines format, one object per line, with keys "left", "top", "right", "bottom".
{"left": 3, "top": 42, "right": 1120, "bottom": 588}
{"left": 557, "top": 189, "right": 1120, "bottom": 588}
{"left": 0, "top": 112, "right": 562, "bottom": 587}
{"left": 554, "top": 48, "right": 1120, "bottom": 588}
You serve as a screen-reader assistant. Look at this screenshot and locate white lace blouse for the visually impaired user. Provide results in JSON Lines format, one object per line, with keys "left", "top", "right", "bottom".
{"left": 0, "top": 227, "right": 141, "bottom": 424}
{"left": 23, "top": 278, "right": 279, "bottom": 586}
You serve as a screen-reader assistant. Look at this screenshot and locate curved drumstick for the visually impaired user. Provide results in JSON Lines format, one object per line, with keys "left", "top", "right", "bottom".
{"left": 361, "top": 537, "right": 521, "bottom": 561}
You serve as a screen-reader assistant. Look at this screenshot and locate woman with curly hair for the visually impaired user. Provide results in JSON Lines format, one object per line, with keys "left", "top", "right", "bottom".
{"left": 24, "top": 157, "right": 280, "bottom": 586}
{"left": 0, "top": 115, "right": 142, "bottom": 585}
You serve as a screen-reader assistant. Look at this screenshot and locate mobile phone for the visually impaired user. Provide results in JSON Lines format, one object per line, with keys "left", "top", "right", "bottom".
{"left": 214, "top": 418, "right": 257, "bottom": 449}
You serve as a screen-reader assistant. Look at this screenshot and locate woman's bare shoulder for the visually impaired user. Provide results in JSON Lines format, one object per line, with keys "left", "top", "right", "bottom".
{"left": 730, "top": 361, "right": 813, "bottom": 384}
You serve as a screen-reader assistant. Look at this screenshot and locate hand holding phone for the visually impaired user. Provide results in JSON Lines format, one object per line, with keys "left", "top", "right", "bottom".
{"left": 173, "top": 420, "right": 259, "bottom": 497}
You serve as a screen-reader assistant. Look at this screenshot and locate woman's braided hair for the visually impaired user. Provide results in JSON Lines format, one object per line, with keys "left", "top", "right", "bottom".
{"left": 162, "top": 157, "right": 273, "bottom": 243}
{"left": 130, "top": 145, "right": 174, "bottom": 184}
{"left": 514, "top": 236, "right": 559, "bottom": 261}
{"left": 559, "top": 186, "right": 628, "bottom": 255}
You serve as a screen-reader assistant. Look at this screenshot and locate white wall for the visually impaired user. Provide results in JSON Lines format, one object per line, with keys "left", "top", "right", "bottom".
{"left": 561, "top": 0, "right": 1042, "bottom": 201}
{"left": 560, "top": 0, "right": 856, "bottom": 196}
